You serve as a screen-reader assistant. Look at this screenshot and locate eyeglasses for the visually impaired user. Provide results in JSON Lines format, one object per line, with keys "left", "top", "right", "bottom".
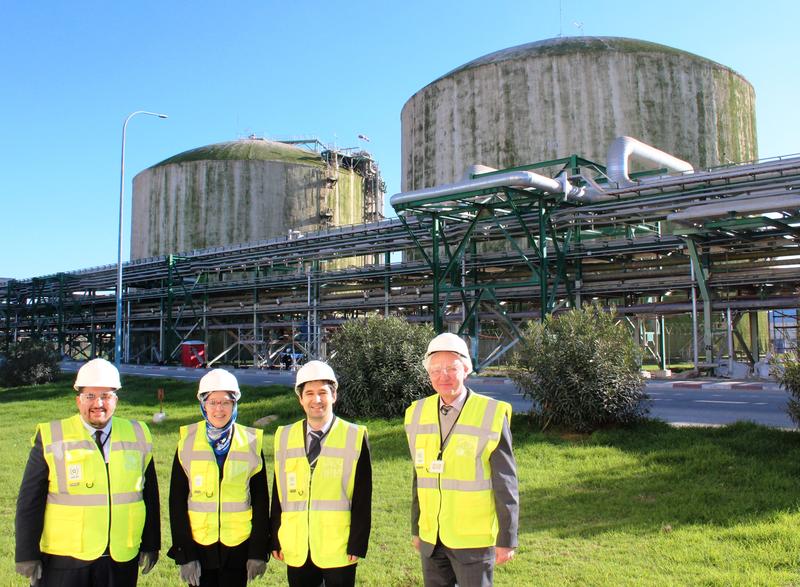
{"left": 79, "top": 392, "right": 117, "bottom": 403}
{"left": 205, "top": 399, "right": 234, "bottom": 409}
{"left": 429, "top": 365, "right": 463, "bottom": 377}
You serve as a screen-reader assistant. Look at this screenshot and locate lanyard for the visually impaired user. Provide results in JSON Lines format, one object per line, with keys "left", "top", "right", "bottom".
{"left": 437, "top": 391, "right": 469, "bottom": 459}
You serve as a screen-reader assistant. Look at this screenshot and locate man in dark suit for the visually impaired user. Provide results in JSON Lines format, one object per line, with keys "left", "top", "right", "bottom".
{"left": 15, "top": 358, "right": 160, "bottom": 587}
{"left": 270, "top": 360, "right": 372, "bottom": 587}
{"left": 406, "top": 333, "right": 519, "bottom": 587}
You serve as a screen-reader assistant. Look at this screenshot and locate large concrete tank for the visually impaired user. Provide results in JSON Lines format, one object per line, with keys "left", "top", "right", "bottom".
{"left": 131, "top": 138, "right": 382, "bottom": 259}
{"left": 402, "top": 36, "right": 757, "bottom": 190}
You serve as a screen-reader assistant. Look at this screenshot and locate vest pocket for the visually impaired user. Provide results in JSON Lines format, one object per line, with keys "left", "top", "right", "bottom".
{"left": 319, "top": 513, "right": 349, "bottom": 559}
{"left": 125, "top": 501, "right": 146, "bottom": 548}
{"left": 42, "top": 503, "right": 84, "bottom": 554}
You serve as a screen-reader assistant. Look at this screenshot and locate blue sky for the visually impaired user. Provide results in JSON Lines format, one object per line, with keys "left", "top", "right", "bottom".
{"left": 1, "top": 0, "right": 798, "bottom": 279}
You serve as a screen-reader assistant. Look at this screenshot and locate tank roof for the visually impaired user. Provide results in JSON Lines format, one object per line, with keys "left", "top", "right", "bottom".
{"left": 432, "top": 36, "right": 747, "bottom": 85}
{"left": 150, "top": 138, "right": 326, "bottom": 168}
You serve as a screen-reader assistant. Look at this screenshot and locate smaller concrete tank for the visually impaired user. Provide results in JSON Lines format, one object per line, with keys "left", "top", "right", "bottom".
{"left": 132, "top": 138, "right": 383, "bottom": 259}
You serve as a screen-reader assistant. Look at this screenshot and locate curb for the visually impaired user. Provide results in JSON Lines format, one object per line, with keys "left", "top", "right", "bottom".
{"left": 647, "top": 380, "right": 782, "bottom": 392}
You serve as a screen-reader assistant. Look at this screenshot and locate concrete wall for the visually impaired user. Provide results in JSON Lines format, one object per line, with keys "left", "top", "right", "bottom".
{"left": 401, "top": 37, "right": 757, "bottom": 190}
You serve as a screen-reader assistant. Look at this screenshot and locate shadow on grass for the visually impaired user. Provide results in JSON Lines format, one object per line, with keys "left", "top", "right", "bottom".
{"left": 513, "top": 417, "right": 800, "bottom": 537}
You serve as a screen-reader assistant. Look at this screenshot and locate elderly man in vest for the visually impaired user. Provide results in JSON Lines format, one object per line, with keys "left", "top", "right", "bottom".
{"left": 270, "top": 360, "right": 372, "bottom": 587}
{"left": 406, "top": 333, "right": 519, "bottom": 587}
{"left": 15, "top": 358, "right": 160, "bottom": 587}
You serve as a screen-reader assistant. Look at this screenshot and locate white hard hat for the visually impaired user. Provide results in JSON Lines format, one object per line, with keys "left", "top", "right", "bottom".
{"left": 73, "top": 358, "right": 121, "bottom": 391}
{"left": 197, "top": 369, "right": 241, "bottom": 401}
{"left": 294, "top": 360, "right": 338, "bottom": 396}
{"left": 424, "top": 333, "right": 473, "bottom": 374}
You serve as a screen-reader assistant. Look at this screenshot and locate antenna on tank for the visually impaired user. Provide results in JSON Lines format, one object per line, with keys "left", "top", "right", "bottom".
{"left": 558, "top": 0, "right": 562, "bottom": 37}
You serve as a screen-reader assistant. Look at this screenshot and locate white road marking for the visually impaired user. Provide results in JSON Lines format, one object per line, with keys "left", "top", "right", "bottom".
{"left": 694, "top": 400, "right": 748, "bottom": 405}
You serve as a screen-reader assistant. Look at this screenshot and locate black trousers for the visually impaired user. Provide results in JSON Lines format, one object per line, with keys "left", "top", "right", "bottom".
{"left": 194, "top": 565, "right": 247, "bottom": 587}
{"left": 286, "top": 554, "right": 357, "bottom": 587}
{"left": 40, "top": 556, "right": 138, "bottom": 587}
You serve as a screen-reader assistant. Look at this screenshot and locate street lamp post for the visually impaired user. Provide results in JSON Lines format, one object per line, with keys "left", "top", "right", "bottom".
{"left": 116, "top": 110, "right": 167, "bottom": 367}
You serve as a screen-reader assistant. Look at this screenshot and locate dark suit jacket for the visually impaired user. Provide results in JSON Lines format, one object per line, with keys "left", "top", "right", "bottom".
{"left": 410, "top": 390, "right": 519, "bottom": 561}
{"left": 15, "top": 425, "right": 161, "bottom": 568}
{"left": 270, "top": 418, "right": 372, "bottom": 559}
{"left": 167, "top": 440, "right": 270, "bottom": 569}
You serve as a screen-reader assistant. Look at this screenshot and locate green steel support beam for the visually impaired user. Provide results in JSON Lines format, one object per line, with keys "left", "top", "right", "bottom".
{"left": 432, "top": 216, "right": 442, "bottom": 332}
{"left": 398, "top": 214, "right": 432, "bottom": 266}
{"left": 538, "top": 196, "right": 549, "bottom": 318}
{"left": 686, "top": 238, "right": 714, "bottom": 363}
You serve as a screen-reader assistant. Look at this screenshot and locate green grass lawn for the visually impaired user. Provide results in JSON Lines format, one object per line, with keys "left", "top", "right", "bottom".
{"left": 2, "top": 374, "right": 800, "bottom": 586}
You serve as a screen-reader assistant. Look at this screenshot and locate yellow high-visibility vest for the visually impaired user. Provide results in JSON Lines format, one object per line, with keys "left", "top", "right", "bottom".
{"left": 405, "top": 392, "right": 511, "bottom": 548}
{"left": 177, "top": 422, "right": 263, "bottom": 546}
{"left": 37, "top": 414, "right": 153, "bottom": 562}
{"left": 274, "top": 417, "right": 365, "bottom": 568}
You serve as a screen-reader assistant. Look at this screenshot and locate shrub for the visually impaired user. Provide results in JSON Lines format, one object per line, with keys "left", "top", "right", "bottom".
{"left": 775, "top": 352, "right": 800, "bottom": 426}
{"left": 510, "top": 304, "right": 648, "bottom": 432}
{"left": 329, "top": 316, "right": 434, "bottom": 418}
{"left": 0, "top": 338, "right": 61, "bottom": 387}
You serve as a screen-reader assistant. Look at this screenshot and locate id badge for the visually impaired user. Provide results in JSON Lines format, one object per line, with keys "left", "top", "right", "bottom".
{"left": 429, "top": 459, "right": 445, "bottom": 474}
{"left": 287, "top": 472, "right": 297, "bottom": 492}
{"left": 415, "top": 448, "right": 426, "bottom": 467}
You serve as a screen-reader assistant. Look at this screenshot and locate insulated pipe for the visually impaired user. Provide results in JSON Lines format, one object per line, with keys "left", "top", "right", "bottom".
{"left": 606, "top": 136, "right": 694, "bottom": 188}
{"left": 667, "top": 194, "right": 800, "bottom": 223}
{"left": 568, "top": 136, "right": 695, "bottom": 203}
{"left": 390, "top": 170, "right": 565, "bottom": 208}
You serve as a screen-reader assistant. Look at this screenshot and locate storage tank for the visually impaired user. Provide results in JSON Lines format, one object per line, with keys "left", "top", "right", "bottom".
{"left": 402, "top": 36, "right": 757, "bottom": 190}
{"left": 131, "top": 138, "right": 383, "bottom": 259}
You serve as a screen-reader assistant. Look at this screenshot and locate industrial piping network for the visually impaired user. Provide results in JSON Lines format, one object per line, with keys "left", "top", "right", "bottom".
{"left": 389, "top": 136, "right": 698, "bottom": 207}
{"left": 3, "top": 137, "right": 800, "bottom": 372}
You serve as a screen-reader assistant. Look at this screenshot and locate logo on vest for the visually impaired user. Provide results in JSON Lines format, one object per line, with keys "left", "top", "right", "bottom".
{"left": 68, "top": 463, "right": 83, "bottom": 483}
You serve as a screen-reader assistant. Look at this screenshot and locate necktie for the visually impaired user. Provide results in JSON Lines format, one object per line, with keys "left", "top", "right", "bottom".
{"left": 440, "top": 404, "right": 453, "bottom": 416}
{"left": 94, "top": 430, "right": 105, "bottom": 458}
{"left": 307, "top": 430, "right": 323, "bottom": 465}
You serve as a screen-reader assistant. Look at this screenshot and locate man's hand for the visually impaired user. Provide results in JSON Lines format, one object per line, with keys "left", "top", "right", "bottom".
{"left": 495, "top": 546, "right": 515, "bottom": 565}
{"left": 15, "top": 561, "right": 42, "bottom": 586}
{"left": 138, "top": 551, "right": 158, "bottom": 574}
{"left": 347, "top": 554, "right": 359, "bottom": 563}
{"left": 271, "top": 549, "right": 284, "bottom": 561}
{"left": 411, "top": 535, "right": 421, "bottom": 552}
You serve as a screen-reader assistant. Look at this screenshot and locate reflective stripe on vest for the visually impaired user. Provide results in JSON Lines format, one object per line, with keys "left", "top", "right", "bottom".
{"left": 274, "top": 418, "right": 365, "bottom": 568}
{"left": 405, "top": 392, "right": 511, "bottom": 549}
{"left": 177, "top": 422, "right": 263, "bottom": 547}
{"left": 38, "top": 415, "right": 152, "bottom": 562}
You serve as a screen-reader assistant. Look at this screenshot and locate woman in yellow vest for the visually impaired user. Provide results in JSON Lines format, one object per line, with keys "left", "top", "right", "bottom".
{"left": 271, "top": 361, "right": 372, "bottom": 587}
{"left": 168, "top": 369, "right": 269, "bottom": 587}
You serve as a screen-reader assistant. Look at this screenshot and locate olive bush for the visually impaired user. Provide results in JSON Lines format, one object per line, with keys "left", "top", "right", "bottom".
{"left": 775, "top": 352, "right": 800, "bottom": 426}
{"left": 511, "top": 304, "right": 648, "bottom": 432}
{"left": 0, "top": 338, "right": 61, "bottom": 387}
{"left": 329, "top": 316, "right": 434, "bottom": 418}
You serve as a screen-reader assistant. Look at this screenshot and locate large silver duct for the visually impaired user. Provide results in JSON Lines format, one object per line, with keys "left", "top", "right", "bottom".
{"left": 391, "top": 137, "right": 695, "bottom": 209}
{"left": 606, "top": 136, "right": 694, "bottom": 188}
{"left": 389, "top": 170, "right": 571, "bottom": 208}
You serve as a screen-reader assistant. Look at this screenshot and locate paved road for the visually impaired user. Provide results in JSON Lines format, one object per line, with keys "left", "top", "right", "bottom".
{"left": 60, "top": 362, "right": 794, "bottom": 429}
